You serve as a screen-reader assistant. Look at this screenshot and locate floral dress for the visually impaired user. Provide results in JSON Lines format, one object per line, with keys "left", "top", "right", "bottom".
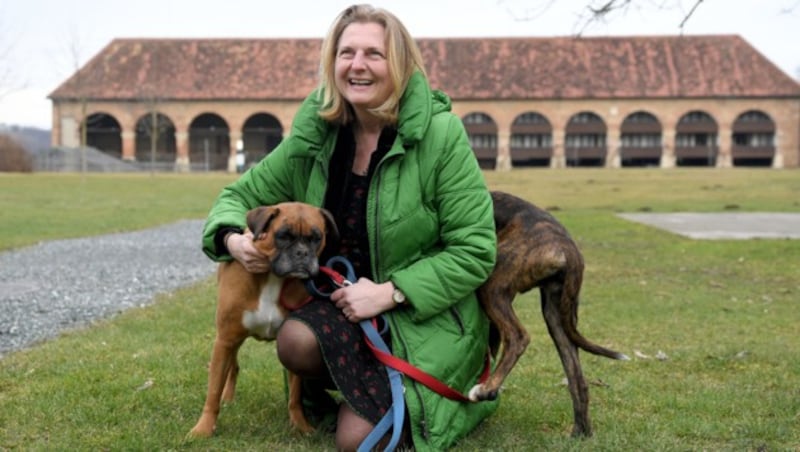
{"left": 287, "top": 129, "right": 394, "bottom": 426}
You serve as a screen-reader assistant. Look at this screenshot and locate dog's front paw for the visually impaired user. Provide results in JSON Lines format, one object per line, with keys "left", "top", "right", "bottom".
{"left": 187, "top": 423, "right": 215, "bottom": 439}
{"left": 289, "top": 411, "right": 316, "bottom": 434}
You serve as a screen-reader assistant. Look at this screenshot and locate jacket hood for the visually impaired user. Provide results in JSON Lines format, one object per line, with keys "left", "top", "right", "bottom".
{"left": 396, "top": 71, "right": 452, "bottom": 146}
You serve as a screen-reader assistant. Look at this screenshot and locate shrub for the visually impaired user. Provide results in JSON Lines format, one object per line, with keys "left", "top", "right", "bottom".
{"left": 0, "top": 134, "right": 33, "bottom": 172}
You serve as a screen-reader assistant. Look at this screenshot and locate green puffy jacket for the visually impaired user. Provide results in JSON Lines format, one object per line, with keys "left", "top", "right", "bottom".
{"left": 202, "top": 71, "right": 498, "bottom": 450}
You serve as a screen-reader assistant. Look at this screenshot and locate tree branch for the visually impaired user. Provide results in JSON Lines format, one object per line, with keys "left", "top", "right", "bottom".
{"left": 678, "top": 0, "right": 704, "bottom": 33}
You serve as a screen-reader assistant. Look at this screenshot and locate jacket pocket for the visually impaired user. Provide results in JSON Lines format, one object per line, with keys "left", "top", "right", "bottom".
{"left": 449, "top": 306, "right": 465, "bottom": 336}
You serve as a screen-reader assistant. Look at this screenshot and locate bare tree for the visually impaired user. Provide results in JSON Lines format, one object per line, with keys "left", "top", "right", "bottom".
{"left": 779, "top": 0, "right": 800, "bottom": 80}
{"left": 0, "top": 40, "right": 15, "bottom": 101}
{"left": 574, "top": 0, "right": 705, "bottom": 35}
{"left": 499, "top": 0, "right": 706, "bottom": 35}
{"left": 0, "top": 12, "right": 26, "bottom": 102}
{"left": 57, "top": 27, "right": 106, "bottom": 173}
{"left": 64, "top": 30, "right": 90, "bottom": 173}
{"left": 134, "top": 46, "right": 169, "bottom": 173}
{"left": 501, "top": 0, "right": 799, "bottom": 35}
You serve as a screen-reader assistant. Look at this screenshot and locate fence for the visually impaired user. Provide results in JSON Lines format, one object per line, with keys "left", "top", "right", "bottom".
{"left": 30, "top": 147, "right": 228, "bottom": 173}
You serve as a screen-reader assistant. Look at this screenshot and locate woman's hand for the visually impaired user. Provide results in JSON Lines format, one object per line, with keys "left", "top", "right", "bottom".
{"left": 225, "top": 232, "right": 270, "bottom": 273}
{"left": 331, "top": 278, "right": 395, "bottom": 322}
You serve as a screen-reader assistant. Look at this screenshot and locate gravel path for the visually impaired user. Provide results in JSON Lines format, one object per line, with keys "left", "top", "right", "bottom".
{"left": 0, "top": 220, "right": 217, "bottom": 358}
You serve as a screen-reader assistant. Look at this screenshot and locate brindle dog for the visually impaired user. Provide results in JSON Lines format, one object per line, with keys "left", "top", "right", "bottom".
{"left": 471, "top": 190, "right": 629, "bottom": 437}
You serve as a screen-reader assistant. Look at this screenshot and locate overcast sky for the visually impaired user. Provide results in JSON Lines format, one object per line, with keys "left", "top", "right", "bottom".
{"left": 1, "top": 0, "right": 798, "bottom": 130}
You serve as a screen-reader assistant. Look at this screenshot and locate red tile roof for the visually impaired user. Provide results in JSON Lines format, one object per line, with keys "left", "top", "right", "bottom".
{"left": 49, "top": 35, "right": 800, "bottom": 101}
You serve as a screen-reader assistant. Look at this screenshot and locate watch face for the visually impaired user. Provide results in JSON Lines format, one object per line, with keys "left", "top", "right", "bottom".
{"left": 393, "top": 289, "right": 406, "bottom": 303}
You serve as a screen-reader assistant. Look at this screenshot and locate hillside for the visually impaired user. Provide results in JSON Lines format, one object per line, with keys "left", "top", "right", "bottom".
{"left": 0, "top": 124, "right": 51, "bottom": 152}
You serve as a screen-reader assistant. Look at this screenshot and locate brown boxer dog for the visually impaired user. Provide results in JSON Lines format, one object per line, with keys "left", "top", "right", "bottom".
{"left": 471, "top": 191, "right": 629, "bottom": 437}
{"left": 189, "top": 202, "right": 337, "bottom": 438}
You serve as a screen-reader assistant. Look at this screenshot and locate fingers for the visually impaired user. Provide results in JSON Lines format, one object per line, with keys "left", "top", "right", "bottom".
{"left": 331, "top": 287, "right": 355, "bottom": 322}
{"left": 332, "top": 279, "right": 385, "bottom": 323}
{"left": 342, "top": 307, "right": 359, "bottom": 323}
{"left": 228, "top": 232, "right": 269, "bottom": 273}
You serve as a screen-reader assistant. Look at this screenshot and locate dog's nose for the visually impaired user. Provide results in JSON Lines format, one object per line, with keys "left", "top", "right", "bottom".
{"left": 293, "top": 246, "right": 311, "bottom": 259}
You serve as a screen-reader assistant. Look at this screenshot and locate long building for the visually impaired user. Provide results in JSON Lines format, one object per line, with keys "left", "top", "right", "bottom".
{"left": 49, "top": 35, "right": 800, "bottom": 171}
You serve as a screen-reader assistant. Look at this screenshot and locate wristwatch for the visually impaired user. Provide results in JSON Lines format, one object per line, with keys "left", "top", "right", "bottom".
{"left": 392, "top": 286, "right": 406, "bottom": 305}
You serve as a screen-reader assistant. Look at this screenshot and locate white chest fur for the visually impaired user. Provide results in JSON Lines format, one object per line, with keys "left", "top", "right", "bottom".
{"left": 242, "top": 275, "right": 286, "bottom": 341}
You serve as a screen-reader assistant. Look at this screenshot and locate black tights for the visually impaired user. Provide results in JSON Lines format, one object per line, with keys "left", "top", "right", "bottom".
{"left": 277, "top": 319, "right": 375, "bottom": 451}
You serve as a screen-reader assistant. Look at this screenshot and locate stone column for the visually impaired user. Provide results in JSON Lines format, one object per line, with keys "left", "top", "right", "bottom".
{"left": 495, "top": 129, "right": 511, "bottom": 171}
{"left": 771, "top": 129, "right": 784, "bottom": 169}
{"left": 175, "top": 131, "right": 190, "bottom": 172}
{"left": 661, "top": 128, "right": 676, "bottom": 168}
{"left": 551, "top": 127, "right": 566, "bottom": 168}
{"left": 121, "top": 131, "right": 135, "bottom": 161}
{"left": 228, "top": 130, "right": 242, "bottom": 173}
{"left": 716, "top": 125, "right": 732, "bottom": 168}
{"left": 606, "top": 127, "right": 621, "bottom": 168}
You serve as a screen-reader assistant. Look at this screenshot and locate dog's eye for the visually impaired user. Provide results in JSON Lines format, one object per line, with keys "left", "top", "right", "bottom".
{"left": 310, "top": 229, "right": 323, "bottom": 247}
{"left": 275, "top": 229, "right": 296, "bottom": 247}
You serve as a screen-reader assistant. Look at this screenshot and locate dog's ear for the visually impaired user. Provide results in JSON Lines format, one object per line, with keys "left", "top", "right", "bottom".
{"left": 247, "top": 206, "right": 280, "bottom": 240}
{"left": 320, "top": 208, "right": 339, "bottom": 244}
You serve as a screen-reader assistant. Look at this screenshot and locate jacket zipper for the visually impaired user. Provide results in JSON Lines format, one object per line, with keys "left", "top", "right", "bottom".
{"left": 392, "top": 314, "right": 431, "bottom": 441}
{"left": 371, "top": 149, "right": 431, "bottom": 441}
{"left": 450, "top": 306, "right": 466, "bottom": 336}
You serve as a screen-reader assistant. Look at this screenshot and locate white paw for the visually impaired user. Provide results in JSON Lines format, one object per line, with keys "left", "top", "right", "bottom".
{"left": 468, "top": 384, "right": 483, "bottom": 402}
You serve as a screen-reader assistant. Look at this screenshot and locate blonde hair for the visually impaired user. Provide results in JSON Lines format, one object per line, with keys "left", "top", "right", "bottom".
{"left": 317, "top": 4, "right": 427, "bottom": 125}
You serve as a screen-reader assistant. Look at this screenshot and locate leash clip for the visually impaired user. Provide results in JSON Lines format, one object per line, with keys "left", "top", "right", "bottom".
{"left": 304, "top": 256, "right": 356, "bottom": 298}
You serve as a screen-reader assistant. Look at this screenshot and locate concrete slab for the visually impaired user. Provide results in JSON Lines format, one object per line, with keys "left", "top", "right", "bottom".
{"left": 617, "top": 212, "right": 800, "bottom": 240}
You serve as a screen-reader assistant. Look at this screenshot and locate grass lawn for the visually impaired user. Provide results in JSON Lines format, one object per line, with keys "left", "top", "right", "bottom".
{"left": 1, "top": 169, "right": 799, "bottom": 450}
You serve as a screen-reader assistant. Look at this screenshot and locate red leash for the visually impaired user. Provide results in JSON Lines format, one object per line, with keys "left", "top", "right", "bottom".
{"left": 306, "top": 263, "right": 492, "bottom": 402}
{"left": 363, "top": 319, "right": 492, "bottom": 403}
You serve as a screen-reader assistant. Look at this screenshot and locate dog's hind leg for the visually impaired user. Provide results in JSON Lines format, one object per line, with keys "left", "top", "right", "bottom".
{"left": 541, "top": 283, "right": 592, "bottom": 437}
{"left": 470, "top": 285, "right": 530, "bottom": 402}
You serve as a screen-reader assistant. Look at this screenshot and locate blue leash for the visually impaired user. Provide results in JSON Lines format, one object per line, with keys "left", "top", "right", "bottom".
{"left": 305, "top": 256, "right": 405, "bottom": 452}
{"left": 358, "top": 319, "right": 405, "bottom": 452}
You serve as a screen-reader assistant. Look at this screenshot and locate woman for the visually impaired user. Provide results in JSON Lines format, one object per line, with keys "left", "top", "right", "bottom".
{"left": 202, "top": 4, "right": 498, "bottom": 450}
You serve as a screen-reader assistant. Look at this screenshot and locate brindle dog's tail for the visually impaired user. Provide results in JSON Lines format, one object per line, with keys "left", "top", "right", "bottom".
{"left": 541, "top": 269, "right": 630, "bottom": 361}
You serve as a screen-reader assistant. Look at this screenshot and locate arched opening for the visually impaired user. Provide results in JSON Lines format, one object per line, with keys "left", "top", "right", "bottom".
{"left": 731, "top": 110, "right": 775, "bottom": 167}
{"left": 510, "top": 112, "right": 553, "bottom": 167}
{"left": 84, "top": 113, "right": 122, "bottom": 159}
{"left": 462, "top": 112, "right": 498, "bottom": 170}
{"left": 189, "top": 113, "right": 230, "bottom": 171}
{"left": 135, "top": 112, "right": 177, "bottom": 169}
{"left": 675, "top": 110, "right": 718, "bottom": 167}
{"left": 242, "top": 113, "right": 284, "bottom": 167}
{"left": 620, "top": 111, "right": 663, "bottom": 167}
{"left": 564, "top": 111, "right": 606, "bottom": 167}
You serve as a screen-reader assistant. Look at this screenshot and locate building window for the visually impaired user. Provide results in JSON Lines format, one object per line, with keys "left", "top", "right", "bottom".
{"left": 621, "top": 133, "right": 662, "bottom": 148}
{"left": 566, "top": 133, "right": 605, "bottom": 148}
{"left": 733, "top": 132, "right": 774, "bottom": 147}
{"left": 676, "top": 133, "right": 716, "bottom": 147}
{"left": 515, "top": 112, "right": 548, "bottom": 125}
{"left": 679, "top": 111, "right": 713, "bottom": 124}
{"left": 510, "top": 133, "right": 552, "bottom": 148}
{"left": 470, "top": 134, "right": 497, "bottom": 148}
{"left": 737, "top": 111, "right": 771, "bottom": 123}
{"left": 463, "top": 112, "right": 493, "bottom": 125}
{"left": 626, "top": 112, "right": 658, "bottom": 124}
{"left": 570, "top": 112, "right": 598, "bottom": 124}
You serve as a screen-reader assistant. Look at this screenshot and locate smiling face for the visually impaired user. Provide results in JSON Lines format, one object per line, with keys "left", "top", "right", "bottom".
{"left": 334, "top": 22, "right": 393, "bottom": 124}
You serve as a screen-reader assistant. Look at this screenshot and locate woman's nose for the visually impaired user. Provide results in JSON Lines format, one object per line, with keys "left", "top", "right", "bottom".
{"left": 351, "top": 51, "right": 367, "bottom": 69}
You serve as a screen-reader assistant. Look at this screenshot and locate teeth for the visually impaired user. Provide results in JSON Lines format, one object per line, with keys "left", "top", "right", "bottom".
{"left": 350, "top": 79, "right": 371, "bottom": 85}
